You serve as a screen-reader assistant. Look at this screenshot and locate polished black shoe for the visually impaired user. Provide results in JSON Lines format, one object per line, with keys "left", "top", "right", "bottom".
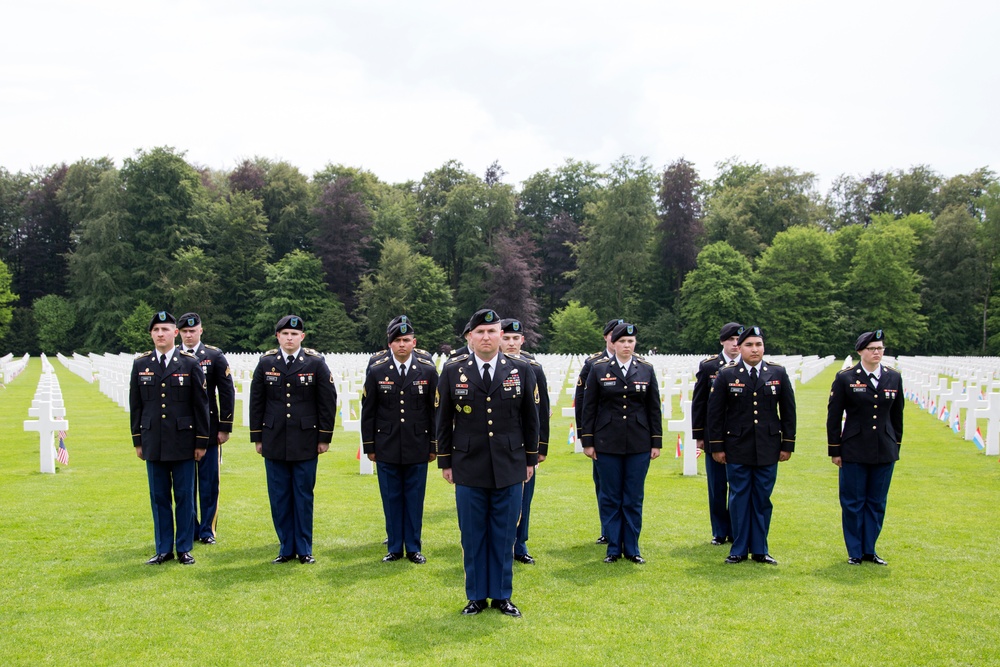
{"left": 595, "top": 535, "right": 609, "bottom": 545}
{"left": 298, "top": 554, "right": 316, "bottom": 564}
{"left": 863, "top": 553, "right": 887, "bottom": 565}
{"left": 847, "top": 557, "right": 863, "bottom": 566}
{"left": 178, "top": 552, "right": 195, "bottom": 565}
{"left": 603, "top": 554, "right": 621, "bottom": 563}
{"left": 514, "top": 553, "right": 535, "bottom": 565}
{"left": 145, "top": 552, "right": 174, "bottom": 565}
{"left": 406, "top": 552, "right": 426, "bottom": 564}
{"left": 382, "top": 552, "right": 403, "bottom": 562}
{"left": 724, "top": 555, "right": 747, "bottom": 564}
{"left": 491, "top": 598, "right": 522, "bottom": 618}
{"left": 272, "top": 554, "right": 295, "bottom": 564}
{"left": 199, "top": 536, "right": 216, "bottom": 545}
{"left": 625, "top": 554, "right": 645, "bottom": 564}
{"left": 461, "top": 599, "right": 488, "bottom": 615}
{"left": 711, "top": 536, "right": 727, "bottom": 546}
{"left": 752, "top": 554, "right": 778, "bottom": 565}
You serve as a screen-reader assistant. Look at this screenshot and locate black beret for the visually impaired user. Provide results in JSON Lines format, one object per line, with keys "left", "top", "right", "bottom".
{"left": 178, "top": 312, "right": 201, "bottom": 329}
{"left": 387, "top": 319, "right": 415, "bottom": 343}
{"left": 386, "top": 314, "right": 410, "bottom": 336}
{"left": 855, "top": 329, "right": 884, "bottom": 351}
{"left": 737, "top": 325, "right": 763, "bottom": 345}
{"left": 610, "top": 322, "right": 637, "bottom": 342}
{"left": 148, "top": 311, "right": 176, "bottom": 330}
{"left": 466, "top": 308, "right": 501, "bottom": 332}
{"left": 275, "top": 314, "right": 304, "bottom": 334}
{"left": 719, "top": 321, "right": 742, "bottom": 341}
{"left": 604, "top": 318, "right": 624, "bottom": 336}
{"left": 501, "top": 318, "right": 524, "bottom": 334}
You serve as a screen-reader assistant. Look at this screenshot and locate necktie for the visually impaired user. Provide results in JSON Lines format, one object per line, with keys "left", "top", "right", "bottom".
{"left": 869, "top": 373, "right": 878, "bottom": 388}
{"left": 287, "top": 355, "right": 294, "bottom": 365}
{"left": 750, "top": 366, "right": 758, "bottom": 386}
{"left": 159, "top": 354, "right": 167, "bottom": 370}
{"left": 399, "top": 364, "right": 407, "bottom": 379}
{"left": 482, "top": 363, "right": 491, "bottom": 386}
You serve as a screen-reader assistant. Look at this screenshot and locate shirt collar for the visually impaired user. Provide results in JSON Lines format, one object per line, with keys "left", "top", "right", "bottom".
{"left": 283, "top": 348, "right": 301, "bottom": 360}
{"left": 743, "top": 360, "right": 762, "bottom": 373}
{"left": 394, "top": 354, "right": 414, "bottom": 370}
{"left": 474, "top": 353, "right": 499, "bottom": 375}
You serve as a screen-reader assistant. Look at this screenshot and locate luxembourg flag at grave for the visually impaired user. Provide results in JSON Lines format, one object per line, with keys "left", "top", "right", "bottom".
{"left": 973, "top": 428, "right": 986, "bottom": 451}
{"left": 951, "top": 413, "right": 961, "bottom": 433}
{"left": 938, "top": 405, "right": 948, "bottom": 422}
{"left": 675, "top": 434, "right": 682, "bottom": 458}
{"left": 568, "top": 424, "right": 576, "bottom": 446}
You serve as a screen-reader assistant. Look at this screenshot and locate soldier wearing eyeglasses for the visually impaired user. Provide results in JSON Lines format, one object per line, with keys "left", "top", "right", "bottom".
{"left": 826, "top": 330, "right": 903, "bottom": 566}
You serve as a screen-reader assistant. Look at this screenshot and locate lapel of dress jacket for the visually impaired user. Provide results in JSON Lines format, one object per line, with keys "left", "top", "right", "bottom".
{"left": 396, "top": 358, "right": 415, "bottom": 390}
{"left": 284, "top": 351, "right": 304, "bottom": 377}
{"left": 465, "top": 357, "right": 488, "bottom": 393}
{"left": 757, "top": 362, "right": 772, "bottom": 392}
{"left": 610, "top": 358, "right": 627, "bottom": 384}
{"left": 494, "top": 355, "right": 515, "bottom": 396}
{"left": 155, "top": 347, "right": 177, "bottom": 381}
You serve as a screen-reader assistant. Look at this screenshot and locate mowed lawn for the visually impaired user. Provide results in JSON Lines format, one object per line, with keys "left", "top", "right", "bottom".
{"left": 1, "top": 358, "right": 998, "bottom": 667}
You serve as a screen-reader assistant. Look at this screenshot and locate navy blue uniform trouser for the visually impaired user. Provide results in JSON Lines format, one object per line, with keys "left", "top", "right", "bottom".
{"left": 839, "top": 461, "right": 894, "bottom": 558}
{"left": 376, "top": 461, "right": 428, "bottom": 555}
{"left": 594, "top": 452, "right": 651, "bottom": 558}
{"left": 455, "top": 482, "right": 523, "bottom": 601}
{"left": 264, "top": 457, "right": 318, "bottom": 558}
{"left": 726, "top": 462, "right": 777, "bottom": 558}
{"left": 194, "top": 444, "right": 221, "bottom": 539}
{"left": 705, "top": 454, "right": 731, "bottom": 540}
{"left": 592, "top": 459, "right": 606, "bottom": 537}
{"left": 514, "top": 467, "right": 536, "bottom": 557}
{"left": 146, "top": 459, "right": 196, "bottom": 555}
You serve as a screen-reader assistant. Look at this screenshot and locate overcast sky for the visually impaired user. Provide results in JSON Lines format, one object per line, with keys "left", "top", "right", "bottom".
{"left": 2, "top": 0, "right": 997, "bottom": 191}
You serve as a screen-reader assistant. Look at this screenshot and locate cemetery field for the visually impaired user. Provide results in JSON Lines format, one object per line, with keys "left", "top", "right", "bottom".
{"left": 2, "top": 359, "right": 998, "bottom": 667}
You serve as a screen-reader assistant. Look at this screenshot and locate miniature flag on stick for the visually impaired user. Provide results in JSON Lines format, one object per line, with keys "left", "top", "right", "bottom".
{"left": 973, "top": 427, "right": 986, "bottom": 451}
{"left": 951, "top": 412, "right": 961, "bottom": 433}
{"left": 938, "top": 405, "right": 948, "bottom": 422}
{"left": 675, "top": 434, "right": 682, "bottom": 458}
{"left": 568, "top": 424, "right": 576, "bottom": 446}
{"left": 56, "top": 431, "right": 69, "bottom": 465}
{"left": 356, "top": 445, "right": 361, "bottom": 460}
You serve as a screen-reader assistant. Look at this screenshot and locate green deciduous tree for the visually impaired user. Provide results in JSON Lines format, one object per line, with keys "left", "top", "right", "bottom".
{"left": 33, "top": 294, "right": 76, "bottom": 354}
{"left": 549, "top": 300, "right": 604, "bottom": 354}
{"left": 118, "top": 301, "right": 157, "bottom": 353}
{"left": 679, "top": 242, "right": 760, "bottom": 352}
{"left": 754, "top": 227, "right": 840, "bottom": 354}
{"left": 0, "top": 258, "right": 17, "bottom": 342}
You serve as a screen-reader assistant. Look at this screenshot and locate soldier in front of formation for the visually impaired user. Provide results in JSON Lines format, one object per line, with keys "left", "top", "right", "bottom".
{"left": 361, "top": 317, "right": 438, "bottom": 565}
{"left": 707, "top": 326, "right": 796, "bottom": 566}
{"left": 249, "top": 315, "right": 337, "bottom": 565}
{"left": 177, "top": 312, "right": 235, "bottom": 546}
{"left": 130, "top": 311, "right": 210, "bottom": 565}
{"left": 827, "top": 330, "right": 903, "bottom": 566}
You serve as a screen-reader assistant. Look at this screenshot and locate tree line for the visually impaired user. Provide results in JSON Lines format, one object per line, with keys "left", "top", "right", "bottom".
{"left": 1, "top": 147, "right": 997, "bottom": 357}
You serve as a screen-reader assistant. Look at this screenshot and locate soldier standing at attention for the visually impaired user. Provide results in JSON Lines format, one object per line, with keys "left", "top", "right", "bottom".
{"left": 436, "top": 309, "right": 539, "bottom": 618}
{"left": 691, "top": 322, "right": 742, "bottom": 546}
{"left": 130, "top": 311, "right": 210, "bottom": 565}
{"left": 707, "top": 326, "right": 796, "bottom": 566}
{"left": 362, "top": 317, "right": 438, "bottom": 564}
{"left": 177, "top": 312, "right": 235, "bottom": 545}
{"left": 250, "top": 315, "right": 337, "bottom": 565}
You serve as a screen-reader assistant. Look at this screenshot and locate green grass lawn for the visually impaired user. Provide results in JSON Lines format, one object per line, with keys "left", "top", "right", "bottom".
{"left": 2, "top": 359, "right": 998, "bottom": 666}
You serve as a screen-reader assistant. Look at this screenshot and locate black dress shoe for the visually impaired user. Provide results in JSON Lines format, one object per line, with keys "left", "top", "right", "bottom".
{"left": 711, "top": 536, "right": 727, "bottom": 546}
{"left": 491, "top": 599, "right": 522, "bottom": 617}
{"left": 847, "top": 557, "right": 863, "bottom": 565}
{"left": 625, "top": 555, "right": 645, "bottom": 564}
{"left": 863, "top": 553, "right": 887, "bottom": 565}
{"left": 514, "top": 554, "right": 535, "bottom": 565}
{"left": 199, "top": 536, "right": 216, "bottom": 545}
{"left": 298, "top": 554, "right": 316, "bottom": 564}
{"left": 178, "top": 552, "right": 195, "bottom": 565}
{"left": 145, "top": 552, "right": 174, "bottom": 565}
{"left": 382, "top": 552, "right": 403, "bottom": 562}
{"left": 461, "top": 599, "right": 488, "bottom": 615}
{"left": 272, "top": 554, "right": 295, "bottom": 564}
{"left": 752, "top": 554, "right": 778, "bottom": 565}
{"left": 603, "top": 554, "right": 621, "bottom": 563}
{"left": 406, "top": 552, "right": 426, "bottom": 564}
{"left": 724, "top": 555, "right": 747, "bottom": 564}
{"left": 595, "top": 535, "right": 609, "bottom": 545}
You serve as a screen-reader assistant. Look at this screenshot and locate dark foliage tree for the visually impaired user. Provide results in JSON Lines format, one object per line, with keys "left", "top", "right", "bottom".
{"left": 311, "top": 176, "right": 374, "bottom": 313}
{"left": 480, "top": 233, "right": 542, "bottom": 347}
{"left": 17, "top": 164, "right": 71, "bottom": 302}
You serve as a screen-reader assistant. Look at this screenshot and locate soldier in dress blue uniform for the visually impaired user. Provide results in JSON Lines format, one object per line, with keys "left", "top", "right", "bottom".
{"left": 362, "top": 318, "right": 439, "bottom": 564}
{"left": 707, "top": 326, "right": 796, "bottom": 565}
{"left": 436, "top": 309, "right": 540, "bottom": 618}
{"left": 177, "top": 312, "right": 235, "bottom": 545}
{"left": 499, "top": 318, "right": 550, "bottom": 565}
{"left": 366, "top": 315, "right": 435, "bottom": 373}
{"left": 249, "top": 315, "right": 338, "bottom": 565}
{"left": 580, "top": 323, "right": 662, "bottom": 564}
{"left": 691, "top": 322, "right": 742, "bottom": 546}
{"left": 574, "top": 318, "right": 622, "bottom": 545}
{"left": 827, "top": 330, "right": 903, "bottom": 566}
{"left": 130, "top": 311, "right": 211, "bottom": 565}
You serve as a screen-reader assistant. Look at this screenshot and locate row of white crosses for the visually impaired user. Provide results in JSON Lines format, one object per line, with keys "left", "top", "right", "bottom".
{"left": 56, "top": 352, "right": 96, "bottom": 383}
{"left": 896, "top": 356, "right": 1000, "bottom": 456}
{"left": 22, "top": 355, "right": 69, "bottom": 473}
{"left": 1, "top": 352, "right": 30, "bottom": 385}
